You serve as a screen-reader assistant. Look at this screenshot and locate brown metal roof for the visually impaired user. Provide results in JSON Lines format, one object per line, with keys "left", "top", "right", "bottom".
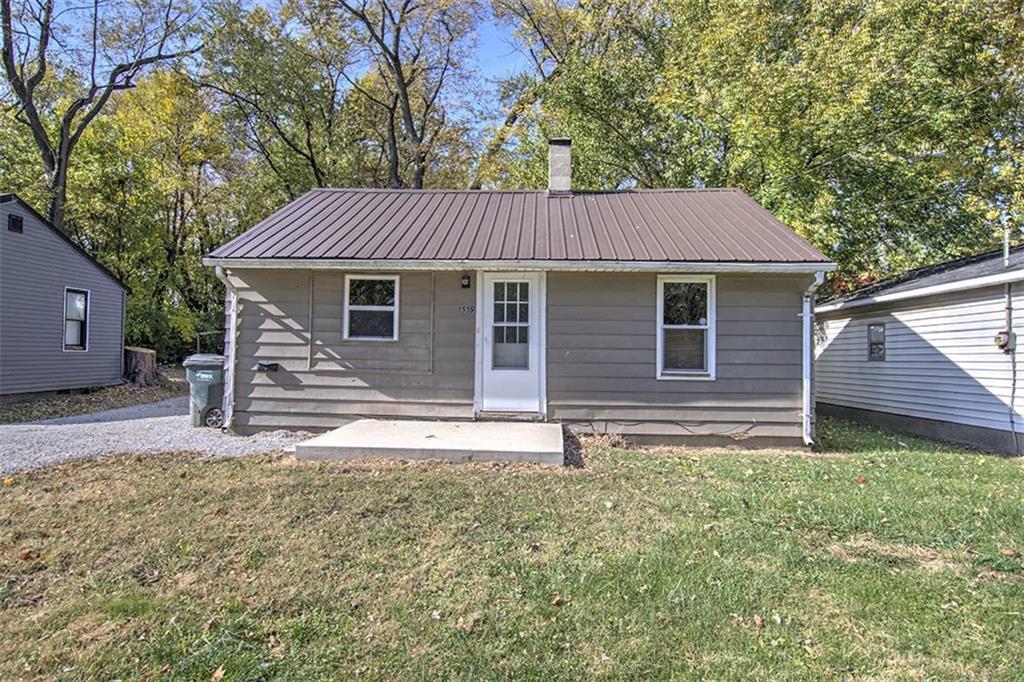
{"left": 208, "top": 188, "right": 830, "bottom": 263}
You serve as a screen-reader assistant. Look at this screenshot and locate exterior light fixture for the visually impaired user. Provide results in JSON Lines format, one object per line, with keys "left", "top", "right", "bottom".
{"left": 461, "top": 274, "right": 471, "bottom": 288}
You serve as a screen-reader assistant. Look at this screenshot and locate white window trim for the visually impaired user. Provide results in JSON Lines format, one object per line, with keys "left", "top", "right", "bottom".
{"left": 343, "top": 274, "right": 399, "bottom": 341}
{"left": 656, "top": 274, "right": 716, "bottom": 381}
{"left": 62, "top": 286, "right": 90, "bottom": 353}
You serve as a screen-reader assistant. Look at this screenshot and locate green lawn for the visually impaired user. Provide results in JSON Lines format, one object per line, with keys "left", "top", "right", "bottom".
{"left": 1, "top": 419, "right": 1022, "bottom": 680}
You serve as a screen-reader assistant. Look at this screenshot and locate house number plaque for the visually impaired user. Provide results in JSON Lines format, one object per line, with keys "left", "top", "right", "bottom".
{"left": 459, "top": 305, "right": 475, "bottom": 314}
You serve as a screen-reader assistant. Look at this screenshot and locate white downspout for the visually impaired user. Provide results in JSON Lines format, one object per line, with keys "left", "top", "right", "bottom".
{"left": 214, "top": 266, "right": 239, "bottom": 430}
{"left": 1003, "top": 227, "right": 1018, "bottom": 454}
{"left": 802, "top": 271, "right": 826, "bottom": 446}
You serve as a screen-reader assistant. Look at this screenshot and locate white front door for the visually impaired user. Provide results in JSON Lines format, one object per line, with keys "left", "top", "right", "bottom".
{"left": 478, "top": 272, "right": 544, "bottom": 413}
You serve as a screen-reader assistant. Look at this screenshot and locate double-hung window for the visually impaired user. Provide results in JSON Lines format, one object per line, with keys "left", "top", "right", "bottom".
{"left": 657, "top": 275, "right": 715, "bottom": 380}
{"left": 64, "top": 288, "right": 88, "bottom": 351}
{"left": 343, "top": 275, "right": 399, "bottom": 341}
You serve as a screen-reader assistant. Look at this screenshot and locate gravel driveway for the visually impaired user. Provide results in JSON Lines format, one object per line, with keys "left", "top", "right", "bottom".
{"left": 0, "top": 396, "right": 308, "bottom": 474}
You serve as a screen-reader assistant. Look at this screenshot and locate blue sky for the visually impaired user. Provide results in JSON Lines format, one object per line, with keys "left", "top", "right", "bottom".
{"left": 472, "top": 18, "right": 530, "bottom": 82}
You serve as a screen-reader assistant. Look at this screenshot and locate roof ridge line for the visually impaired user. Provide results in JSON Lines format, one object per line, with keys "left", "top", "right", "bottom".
{"left": 307, "top": 187, "right": 742, "bottom": 194}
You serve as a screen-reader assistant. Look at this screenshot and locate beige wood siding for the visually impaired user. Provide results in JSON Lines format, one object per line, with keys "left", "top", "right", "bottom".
{"left": 0, "top": 200, "right": 125, "bottom": 395}
{"left": 228, "top": 268, "right": 475, "bottom": 431}
{"left": 229, "top": 268, "right": 809, "bottom": 443}
{"left": 546, "top": 272, "right": 809, "bottom": 441}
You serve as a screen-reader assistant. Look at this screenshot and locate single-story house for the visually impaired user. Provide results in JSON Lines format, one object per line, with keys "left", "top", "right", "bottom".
{"left": 203, "top": 140, "right": 835, "bottom": 447}
{"left": 816, "top": 246, "right": 1023, "bottom": 454}
{"left": 0, "top": 193, "right": 128, "bottom": 401}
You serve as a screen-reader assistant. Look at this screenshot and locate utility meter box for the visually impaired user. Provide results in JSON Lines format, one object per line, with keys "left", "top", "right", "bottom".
{"left": 995, "top": 330, "right": 1016, "bottom": 353}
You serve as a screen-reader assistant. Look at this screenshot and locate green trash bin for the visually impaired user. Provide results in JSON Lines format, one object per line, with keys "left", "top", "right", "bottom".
{"left": 183, "top": 354, "right": 226, "bottom": 427}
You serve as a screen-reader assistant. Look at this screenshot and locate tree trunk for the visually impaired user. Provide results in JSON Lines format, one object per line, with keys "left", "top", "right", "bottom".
{"left": 47, "top": 163, "right": 68, "bottom": 231}
{"left": 124, "top": 346, "right": 162, "bottom": 387}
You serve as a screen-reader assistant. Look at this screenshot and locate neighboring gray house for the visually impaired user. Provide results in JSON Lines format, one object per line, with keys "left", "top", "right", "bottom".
{"left": 204, "top": 141, "right": 834, "bottom": 447}
{"left": 816, "top": 247, "right": 1023, "bottom": 454}
{"left": 0, "top": 193, "right": 127, "bottom": 400}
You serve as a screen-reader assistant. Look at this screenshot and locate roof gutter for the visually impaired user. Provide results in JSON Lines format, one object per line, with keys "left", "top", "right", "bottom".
{"left": 817, "top": 270, "right": 1024, "bottom": 314}
{"left": 203, "top": 257, "right": 836, "bottom": 275}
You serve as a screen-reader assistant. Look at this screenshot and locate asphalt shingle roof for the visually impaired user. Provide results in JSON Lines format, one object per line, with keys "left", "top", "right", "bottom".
{"left": 823, "top": 245, "right": 1024, "bottom": 305}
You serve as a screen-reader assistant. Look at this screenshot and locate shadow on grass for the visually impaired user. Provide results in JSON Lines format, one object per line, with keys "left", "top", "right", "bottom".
{"left": 816, "top": 415, "right": 985, "bottom": 457}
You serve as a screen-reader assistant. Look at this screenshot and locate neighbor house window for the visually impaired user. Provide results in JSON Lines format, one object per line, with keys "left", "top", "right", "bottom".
{"left": 343, "top": 275, "right": 399, "bottom": 340}
{"left": 64, "top": 288, "right": 88, "bottom": 351}
{"left": 8, "top": 214, "right": 23, "bottom": 233}
{"left": 657, "top": 275, "right": 716, "bottom": 380}
{"left": 868, "top": 323, "right": 885, "bottom": 361}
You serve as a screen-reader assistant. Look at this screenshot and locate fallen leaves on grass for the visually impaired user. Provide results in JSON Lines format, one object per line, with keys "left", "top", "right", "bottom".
{"left": 0, "top": 369, "right": 186, "bottom": 425}
{"left": 456, "top": 611, "right": 485, "bottom": 634}
{"left": 267, "top": 634, "right": 286, "bottom": 657}
{"left": 1, "top": 422, "right": 1022, "bottom": 680}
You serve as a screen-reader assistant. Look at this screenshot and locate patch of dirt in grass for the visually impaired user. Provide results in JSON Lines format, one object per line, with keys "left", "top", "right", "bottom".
{"left": 0, "top": 368, "right": 187, "bottom": 424}
{"left": 644, "top": 444, "right": 844, "bottom": 459}
{"left": 827, "top": 535, "right": 967, "bottom": 575}
{"left": 865, "top": 652, "right": 978, "bottom": 681}
{"left": 976, "top": 568, "right": 1024, "bottom": 583}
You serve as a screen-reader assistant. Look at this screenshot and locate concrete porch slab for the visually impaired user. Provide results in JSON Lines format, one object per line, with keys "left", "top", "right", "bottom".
{"left": 294, "top": 419, "right": 564, "bottom": 465}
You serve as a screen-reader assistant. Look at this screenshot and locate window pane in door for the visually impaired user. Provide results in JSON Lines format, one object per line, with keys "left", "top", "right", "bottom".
{"left": 493, "top": 327, "right": 528, "bottom": 369}
{"left": 663, "top": 328, "right": 705, "bottom": 371}
{"left": 491, "top": 281, "right": 530, "bottom": 369}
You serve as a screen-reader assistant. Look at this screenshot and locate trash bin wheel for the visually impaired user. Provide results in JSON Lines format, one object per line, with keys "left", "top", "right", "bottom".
{"left": 204, "top": 407, "right": 224, "bottom": 428}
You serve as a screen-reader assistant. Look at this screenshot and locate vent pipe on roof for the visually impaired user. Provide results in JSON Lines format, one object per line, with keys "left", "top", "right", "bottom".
{"left": 548, "top": 138, "right": 572, "bottom": 193}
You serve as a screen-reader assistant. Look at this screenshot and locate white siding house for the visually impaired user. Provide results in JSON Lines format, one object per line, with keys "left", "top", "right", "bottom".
{"left": 816, "top": 249, "right": 1023, "bottom": 454}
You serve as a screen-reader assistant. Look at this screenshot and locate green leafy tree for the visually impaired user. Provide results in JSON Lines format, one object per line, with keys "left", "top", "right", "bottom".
{"left": 1, "top": 0, "right": 199, "bottom": 230}
{"left": 486, "top": 0, "right": 1024, "bottom": 291}
{"left": 70, "top": 71, "right": 238, "bottom": 359}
